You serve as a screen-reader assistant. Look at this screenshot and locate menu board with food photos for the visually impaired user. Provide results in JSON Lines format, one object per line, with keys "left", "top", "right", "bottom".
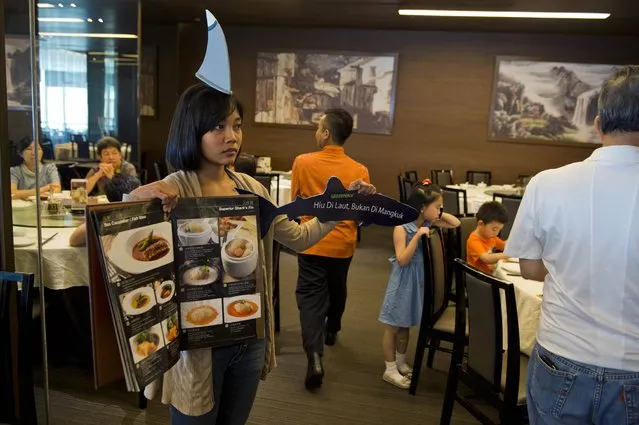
{"left": 89, "top": 195, "right": 264, "bottom": 391}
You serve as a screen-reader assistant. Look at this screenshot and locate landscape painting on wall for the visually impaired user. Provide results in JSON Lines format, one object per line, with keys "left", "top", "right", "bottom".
{"left": 255, "top": 52, "right": 398, "bottom": 135}
{"left": 489, "top": 58, "right": 622, "bottom": 145}
{"left": 5, "top": 37, "right": 32, "bottom": 110}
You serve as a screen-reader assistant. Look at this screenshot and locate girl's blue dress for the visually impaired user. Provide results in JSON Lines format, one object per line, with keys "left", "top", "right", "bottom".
{"left": 379, "top": 222, "right": 428, "bottom": 328}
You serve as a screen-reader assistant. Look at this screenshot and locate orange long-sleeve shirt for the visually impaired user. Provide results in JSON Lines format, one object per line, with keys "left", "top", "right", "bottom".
{"left": 291, "top": 145, "right": 370, "bottom": 258}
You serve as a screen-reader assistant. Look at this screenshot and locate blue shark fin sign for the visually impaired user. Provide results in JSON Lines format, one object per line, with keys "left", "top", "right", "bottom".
{"left": 195, "top": 10, "right": 232, "bottom": 94}
{"left": 237, "top": 177, "right": 419, "bottom": 238}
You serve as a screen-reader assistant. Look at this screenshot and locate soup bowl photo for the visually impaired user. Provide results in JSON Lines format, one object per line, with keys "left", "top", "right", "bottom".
{"left": 177, "top": 221, "right": 213, "bottom": 246}
{"left": 180, "top": 259, "right": 222, "bottom": 286}
{"left": 221, "top": 237, "right": 258, "bottom": 279}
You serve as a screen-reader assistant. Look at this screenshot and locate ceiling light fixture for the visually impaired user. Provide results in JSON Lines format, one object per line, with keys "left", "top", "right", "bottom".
{"left": 98, "top": 18, "right": 104, "bottom": 23}
{"left": 87, "top": 18, "right": 93, "bottom": 22}
{"left": 39, "top": 32, "right": 138, "bottom": 39}
{"left": 70, "top": 3, "right": 77, "bottom": 7}
{"left": 57, "top": 3, "right": 64, "bottom": 7}
{"left": 397, "top": 9, "right": 611, "bottom": 19}
{"left": 38, "top": 17, "right": 85, "bottom": 23}
{"left": 37, "top": 3, "right": 55, "bottom": 8}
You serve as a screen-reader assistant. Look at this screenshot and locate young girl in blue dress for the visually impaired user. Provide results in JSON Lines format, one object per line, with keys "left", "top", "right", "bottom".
{"left": 379, "top": 180, "right": 460, "bottom": 389}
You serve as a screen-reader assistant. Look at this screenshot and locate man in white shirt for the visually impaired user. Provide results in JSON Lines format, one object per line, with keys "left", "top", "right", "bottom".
{"left": 506, "top": 66, "right": 639, "bottom": 424}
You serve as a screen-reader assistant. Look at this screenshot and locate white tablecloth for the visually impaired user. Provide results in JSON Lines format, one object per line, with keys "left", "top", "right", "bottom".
{"left": 13, "top": 226, "right": 89, "bottom": 290}
{"left": 270, "top": 177, "right": 292, "bottom": 206}
{"left": 494, "top": 260, "right": 543, "bottom": 356}
{"left": 447, "top": 184, "right": 522, "bottom": 214}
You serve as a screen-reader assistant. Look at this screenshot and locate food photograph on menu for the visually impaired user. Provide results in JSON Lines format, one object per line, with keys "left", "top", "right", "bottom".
{"left": 100, "top": 221, "right": 174, "bottom": 283}
{"left": 220, "top": 215, "right": 258, "bottom": 282}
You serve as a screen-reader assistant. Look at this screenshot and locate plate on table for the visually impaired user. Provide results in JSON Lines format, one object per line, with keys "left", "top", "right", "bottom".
{"left": 13, "top": 237, "right": 34, "bottom": 247}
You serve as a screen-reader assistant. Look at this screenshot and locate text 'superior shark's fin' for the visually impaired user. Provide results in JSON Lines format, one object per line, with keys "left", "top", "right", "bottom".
{"left": 195, "top": 10, "right": 231, "bottom": 94}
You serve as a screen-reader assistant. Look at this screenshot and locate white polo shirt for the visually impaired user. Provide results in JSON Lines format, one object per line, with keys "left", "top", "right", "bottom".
{"left": 505, "top": 145, "right": 639, "bottom": 371}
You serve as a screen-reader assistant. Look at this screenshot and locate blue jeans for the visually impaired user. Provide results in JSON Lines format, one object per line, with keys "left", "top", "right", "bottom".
{"left": 528, "top": 344, "right": 639, "bottom": 425}
{"left": 170, "top": 338, "right": 266, "bottom": 425}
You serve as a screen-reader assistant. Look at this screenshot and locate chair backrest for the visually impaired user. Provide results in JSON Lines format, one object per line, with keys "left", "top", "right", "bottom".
{"left": 431, "top": 169, "right": 453, "bottom": 187}
{"left": 421, "top": 229, "right": 449, "bottom": 324}
{"left": 402, "top": 178, "right": 415, "bottom": 202}
{"left": 517, "top": 174, "right": 532, "bottom": 188}
{"left": 397, "top": 175, "right": 405, "bottom": 202}
{"left": 442, "top": 188, "right": 467, "bottom": 217}
{"left": 466, "top": 171, "right": 492, "bottom": 186}
{"left": 0, "top": 271, "right": 37, "bottom": 425}
{"left": 457, "top": 216, "right": 478, "bottom": 261}
{"left": 493, "top": 194, "right": 522, "bottom": 240}
{"left": 154, "top": 160, "right": 168, "bottom": 180}
{"left": 454, "top": 259, "right": 521, "bottom": 401}
{"left": 404, "top": 170, "right": 419, "bottom": 181}
{"left": 254, "top": 175, "right": 273, "bottom": 191}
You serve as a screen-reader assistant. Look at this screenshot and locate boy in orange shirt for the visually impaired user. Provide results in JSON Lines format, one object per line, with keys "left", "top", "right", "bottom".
{"left": 467, "top": 201, "right": 510, "bottom": 274}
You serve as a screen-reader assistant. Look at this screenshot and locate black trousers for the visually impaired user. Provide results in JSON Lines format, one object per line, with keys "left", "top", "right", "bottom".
{"left": 296, "top": 254, "right": 353, "bottom": 355}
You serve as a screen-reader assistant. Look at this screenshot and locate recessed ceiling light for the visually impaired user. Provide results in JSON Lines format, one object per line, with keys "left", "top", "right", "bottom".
{"left": 87, "top": 18, "right": 93, "bottom": 22}
{"left": 37, "top": 3, "right": 55, "bottom": 8}
{"left": 38, "top": 17, "right": 84, "bottom": 23}
{"left": 70, "top": 3, "right": 76, "bottom": 7}
{"left": 39, "top": 32, "right": 138, "bottom": 39}
{"left": 57, "top": 3, "right": 64, "bottom": 7}
{"left": 397, "top": 9, "right": 611, "bottom": 19}
{"left": 98, "top": 18, "right": 104, "bottom": 23}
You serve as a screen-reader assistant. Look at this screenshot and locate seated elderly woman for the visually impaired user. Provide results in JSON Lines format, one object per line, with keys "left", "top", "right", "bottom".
{"left": 86, "top": 137, "right": 137, "bottom": 195}
{"left": 10, "top": 137, "right": 61, "bottom": 199}
{"left": 69, "top": 176, "right": 141, "bottom": 247}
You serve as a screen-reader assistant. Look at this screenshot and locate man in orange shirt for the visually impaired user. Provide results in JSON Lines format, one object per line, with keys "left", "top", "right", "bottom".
{"left": 466, "top": 201, "right": 510, "bottom": 274}
{"left": 291, "top": 108, "right": 370, "bottom": 389}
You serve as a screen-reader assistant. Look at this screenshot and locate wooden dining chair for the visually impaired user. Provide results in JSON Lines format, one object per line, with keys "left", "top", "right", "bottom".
{"left": 492, "top": 194, "right": 522, "bottom": 240}
{"left": 404, "top": 170, "right": 419, "bottom": 182}
{"left": 410, "top": 230, "right": 467, "bottom": 395}
{"left": 154, "top": 159, "right": 169, "bottom": 181}
{"left": 466, "top": 171, "right": 492, "bottom": 186}
{"left": 440, "top": 260, "right": 528, "bottom": 425}
{"left": 441, "top": 187, "right": 467, "bottom": 217}
{"left": 0, "top": 271, "right": 37, "bottom": 425}
{"left": 431, "top": 169, "right": 453, "bottom": 187}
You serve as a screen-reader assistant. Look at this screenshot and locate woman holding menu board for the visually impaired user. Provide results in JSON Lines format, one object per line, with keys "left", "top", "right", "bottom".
{"left": 127, "top": 83, "right": 376, "bottom": 425}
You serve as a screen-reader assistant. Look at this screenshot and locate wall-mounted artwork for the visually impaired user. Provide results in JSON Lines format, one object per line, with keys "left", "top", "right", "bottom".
{"left": 255, "top": 52, "right": 398, "bottom": 135}
{"left": 5, "top": 37, "right": 32, "bottom": 110}
{"left": 489, "top": 58, "right": 622, "bottom": 146}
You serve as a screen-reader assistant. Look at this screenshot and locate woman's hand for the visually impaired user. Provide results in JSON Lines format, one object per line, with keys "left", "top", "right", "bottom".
{"left": 128, "top": 181, "right": 179, "bottom": 212}
{"left": 348, "top": 179, "right": 376, "bottom": 195}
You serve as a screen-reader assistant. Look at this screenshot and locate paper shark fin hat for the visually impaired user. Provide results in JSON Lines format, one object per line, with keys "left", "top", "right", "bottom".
{"left": 195, "top": 10, "right": 232, "bottom": 94}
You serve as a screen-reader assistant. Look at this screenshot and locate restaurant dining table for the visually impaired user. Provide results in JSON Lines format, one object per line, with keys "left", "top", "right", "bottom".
{"left": 494, "top": 260, "right": 543, "bottom": 356}
{"left": 12, "top": 200, "right": 91, "bottom": 289}
{"left": 446, "top": 183, "right": 524, "bottom": 214}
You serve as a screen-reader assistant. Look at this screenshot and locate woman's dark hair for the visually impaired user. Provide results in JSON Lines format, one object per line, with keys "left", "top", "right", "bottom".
{"left": 405, "top": 182, "right": 442, "bottom": 212}
{"left": 17, "top": 137, "right": 39, "bottom": 155}
{"left": 598, "top": 66, "right": 639, "bottom": 134}
{"left": 96, "top": 136, "right": 122, "bottom": 156}
{"left": 166, "top": 83, "right": 244, "bottom": 171}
